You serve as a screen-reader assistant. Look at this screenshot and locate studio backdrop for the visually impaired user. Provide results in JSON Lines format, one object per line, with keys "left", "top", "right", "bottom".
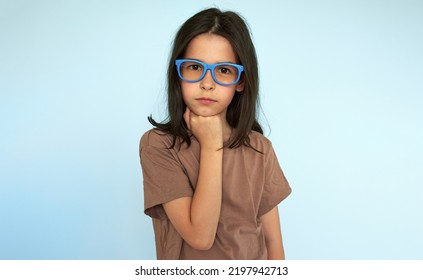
{"left": 1, "top": 0, "right": 422, "bottom": 259}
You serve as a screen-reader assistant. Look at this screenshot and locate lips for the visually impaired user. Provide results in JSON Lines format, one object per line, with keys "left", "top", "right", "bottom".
{"left": 196, "top": 97, "right": 217, "bottom": 105}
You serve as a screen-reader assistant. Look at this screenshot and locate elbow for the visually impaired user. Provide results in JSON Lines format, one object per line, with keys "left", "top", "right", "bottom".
{"left": 188, "top": 236, "right": 215, "bottom": 251}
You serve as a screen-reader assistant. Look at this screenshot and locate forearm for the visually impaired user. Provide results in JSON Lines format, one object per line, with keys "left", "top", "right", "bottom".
{"left": 190, "top": 147, "right": 223, "bottom": 248}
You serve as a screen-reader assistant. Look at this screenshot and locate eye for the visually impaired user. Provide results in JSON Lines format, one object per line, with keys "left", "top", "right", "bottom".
{"left": 185, "top": 63, "right": 203, "bottom": 71}
{"left": 216, "top": 65, "right": 237, "bottom": 76}
{"left": 217, "top": 66, "right": 232, "bottom": 74}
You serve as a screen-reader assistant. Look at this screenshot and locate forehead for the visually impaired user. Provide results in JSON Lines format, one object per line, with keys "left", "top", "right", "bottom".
{"left": 184, "top": 33, "right": 237, "bottom": 64}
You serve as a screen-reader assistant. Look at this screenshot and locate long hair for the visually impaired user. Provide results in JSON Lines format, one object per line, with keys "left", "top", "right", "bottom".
{"left": 149, "top": 8, "right": 263, "bottom": 149}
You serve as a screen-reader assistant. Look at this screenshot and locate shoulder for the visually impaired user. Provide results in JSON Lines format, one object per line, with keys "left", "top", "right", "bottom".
{"left": 248, "top": 130, "right": 273, "bottom": 154}
{"left": 140, "top": 129, "right": 174, "bottom": 150}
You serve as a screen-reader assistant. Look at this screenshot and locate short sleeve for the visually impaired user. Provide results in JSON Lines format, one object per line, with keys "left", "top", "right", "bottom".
{"left": 140, "top": 131, "right": 193, "bottom": 220}
{"left": 258, "top": 142, "right": 291, "bottom": 217}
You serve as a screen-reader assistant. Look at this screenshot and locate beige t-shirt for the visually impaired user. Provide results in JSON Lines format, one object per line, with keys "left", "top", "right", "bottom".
{"left": 140, "top": 129, "right": 291, "bottom": 260}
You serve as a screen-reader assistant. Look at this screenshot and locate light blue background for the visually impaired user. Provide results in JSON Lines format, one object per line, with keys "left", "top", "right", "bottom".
{"left": 1, "top": 0, "right": 422, "bottom": 259}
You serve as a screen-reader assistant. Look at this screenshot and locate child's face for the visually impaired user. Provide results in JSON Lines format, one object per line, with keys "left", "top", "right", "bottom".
{"left": 181, "top": 33, "right": 244, "bottom": 121}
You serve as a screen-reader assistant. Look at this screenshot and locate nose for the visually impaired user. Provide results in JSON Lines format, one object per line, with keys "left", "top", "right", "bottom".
{"left": 200, "top": 69, "right": 215, "bottom": 90}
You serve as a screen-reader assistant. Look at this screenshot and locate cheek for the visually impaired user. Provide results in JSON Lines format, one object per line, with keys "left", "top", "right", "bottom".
{"left": 220, "top": 88, "right": 237, "bottom": 103}
{"left": 180, "top": 83, "right": 193, "bottom": 102}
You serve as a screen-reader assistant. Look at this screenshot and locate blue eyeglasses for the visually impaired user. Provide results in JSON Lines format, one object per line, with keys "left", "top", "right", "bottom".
{"left": 175, "top": 59, "right": 244, "bottom": 86}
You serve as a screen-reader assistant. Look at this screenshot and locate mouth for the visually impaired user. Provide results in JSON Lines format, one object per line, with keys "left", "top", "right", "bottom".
{"left": 196, "top": 97, "right": 217, "bottom": 105}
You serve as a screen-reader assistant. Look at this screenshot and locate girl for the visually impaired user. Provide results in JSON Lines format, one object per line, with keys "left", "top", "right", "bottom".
{"left": 140, "top": 8, "right": 291, "bottom": 260}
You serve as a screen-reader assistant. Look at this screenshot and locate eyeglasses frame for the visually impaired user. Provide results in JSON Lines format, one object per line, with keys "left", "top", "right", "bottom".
{"left": 175, "top": 59, "right": 244, "bottom": 86}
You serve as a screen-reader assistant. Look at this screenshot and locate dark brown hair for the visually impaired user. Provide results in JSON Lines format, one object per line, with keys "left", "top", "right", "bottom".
{"left": 149, "top": 8, "right": 263, "bottom": 149}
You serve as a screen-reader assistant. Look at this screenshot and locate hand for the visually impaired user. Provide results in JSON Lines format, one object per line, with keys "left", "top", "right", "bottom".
{"left": 183, "top": 107, "right": 224, "bottom": 149}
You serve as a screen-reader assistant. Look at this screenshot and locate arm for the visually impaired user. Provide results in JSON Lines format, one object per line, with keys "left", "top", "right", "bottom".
{"left": 260, "top": 206, "right": 285, "bottom": 260}
{"left": 162, "top": 108, "right": 223, "bottom": 250}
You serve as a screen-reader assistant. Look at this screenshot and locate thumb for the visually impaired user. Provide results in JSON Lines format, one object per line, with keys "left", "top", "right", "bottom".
{"left": 183, "top": 107, "right": 191, "bottom": 130}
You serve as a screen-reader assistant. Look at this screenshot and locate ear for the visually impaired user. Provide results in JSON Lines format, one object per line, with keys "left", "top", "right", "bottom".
{"left": 235, "top": 75, "right": 245, "bottom": 92}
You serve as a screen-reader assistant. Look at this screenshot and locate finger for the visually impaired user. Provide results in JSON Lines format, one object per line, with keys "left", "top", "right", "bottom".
{"left": 183, "top": 107, "right": 191, "bottom": 130}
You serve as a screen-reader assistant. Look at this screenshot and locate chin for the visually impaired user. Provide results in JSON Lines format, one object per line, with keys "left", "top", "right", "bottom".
{"left": 191, "top": 108, "right": 217, "bottom": 117}
{"left": 197, "top": 112, "right": 216, "bottom": 117}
